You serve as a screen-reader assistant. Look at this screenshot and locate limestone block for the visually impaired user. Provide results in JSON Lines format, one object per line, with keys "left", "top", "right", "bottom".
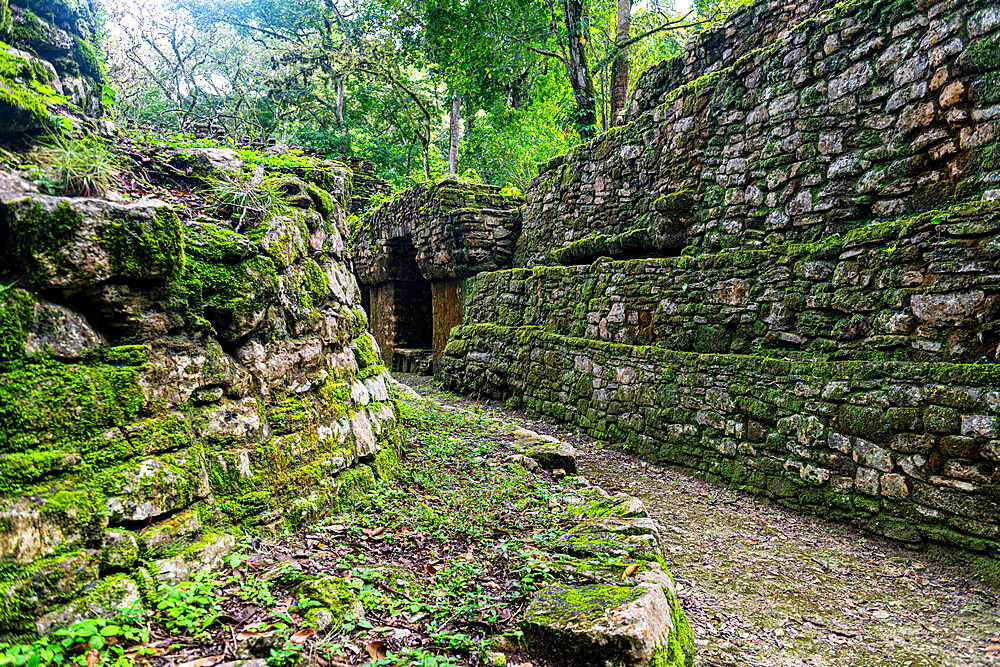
{"left": 1, "top": 195, "right": 182, "bottom": 289}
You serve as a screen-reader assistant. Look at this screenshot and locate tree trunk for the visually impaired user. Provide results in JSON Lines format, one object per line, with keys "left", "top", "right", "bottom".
{"left": 448, "top": 93, "right": 460, "bottom": 175}
{"left": 562, "top": 0, "right": 598, "bottom": 140}
{"left": 610, "top": 0, "right": 631, "bottom": 127}
{"left": 334, "top": 77, "right": 345, "bottom": 127}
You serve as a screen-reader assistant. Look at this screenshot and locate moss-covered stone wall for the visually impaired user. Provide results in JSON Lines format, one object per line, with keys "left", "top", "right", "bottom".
{"left": 351, "top": 178, "right": 524, "bottom": 284}
{"left": 0, "top": 168, "right": 401, "bottom": 639}
{"left": 626, "top": 0, "right": 835, "bottom": 120}
{"left": 440, "top": 325, "right": 1000, "bottom": 582}
{"left": 466, "top": 202, "right": 1000, "bottom": 363}
{"left": 443, "top": 0, "right": 1000, "bottom": 579}
{"left": 518, "top": 0, "right": 1000, "bottom": 266}
{"left": 1, "top": 0, "right": 108, "bottom": 135}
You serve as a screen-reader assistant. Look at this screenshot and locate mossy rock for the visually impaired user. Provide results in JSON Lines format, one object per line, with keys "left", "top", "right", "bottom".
{"left": 2, "top": 195, "right": 183, "bottom": 289}
{"left": 523, "top": 581, "right": 693, "bottom": 667}
{"left": 550, "top": 518, "right": 663, "bottom": 562}
{"left": 296, "top": 576, "right": 361, "bottom": 628}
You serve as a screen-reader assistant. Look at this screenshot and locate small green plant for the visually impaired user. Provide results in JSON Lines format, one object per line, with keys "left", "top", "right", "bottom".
{"left": 266, "top": 640, "right": 302, "bottom": 666}
{"left": 32, "top": 133, "right": 117, "bottom": 196}
{"left": 207, "top": 171, "right": 281, "bottom": 229}
{"left": 155, "top": 573, "right": 223, "bottom": 636}
{"left": 0, "top": 607, "right": 148, "bottom": 667}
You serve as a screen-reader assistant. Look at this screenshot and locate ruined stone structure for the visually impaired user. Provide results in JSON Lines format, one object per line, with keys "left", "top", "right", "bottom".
{"left": 0, "top": 8, "right": 401, "bottom": 637}
{"left": 1, "top": 0, "right": 108, "bottom": 134}
{"left": 441, "top": 0, "right": 1000, "bottom": 581}
{"left": 0, "top": 174, "right": 401, "bottom": 638}
{"left": 352, "top": 179, "right": 523, "bottom": 372}
{"left": 338, "top": 156, "right": 394, "bottom": 215}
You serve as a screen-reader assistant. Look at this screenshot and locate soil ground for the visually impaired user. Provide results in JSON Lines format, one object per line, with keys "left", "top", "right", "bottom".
{"left": 397, "top": 374, "right": 1000, "bottom": 667}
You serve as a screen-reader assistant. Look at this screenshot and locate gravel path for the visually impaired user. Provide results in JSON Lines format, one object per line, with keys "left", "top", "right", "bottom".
{"left": 398, "top": 374, "right": 1000, "bottom": 667}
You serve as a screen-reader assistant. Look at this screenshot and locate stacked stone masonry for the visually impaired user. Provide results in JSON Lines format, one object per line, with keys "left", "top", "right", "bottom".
{"left": 442, "top": 0, "right": 1000, "bottom": 582}
{"left": 352, "top": 179, "right": 524, "bottom": 285}
{"left": 467, "top": 203, "right": 1000, "bottom": 363}
{"left": 518, "top": 0, "right": 1000, "bottom": 266}
{"left": 442, "top": 325, "right": 1000, "bottom": 577}
{"left": 352, "top": 179, "right": 523, "bottom": 365}
{"left": 0, "top": 167, "right": 400, "bottom": 639}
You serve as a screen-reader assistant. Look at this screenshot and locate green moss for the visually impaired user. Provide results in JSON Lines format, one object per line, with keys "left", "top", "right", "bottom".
{"left": 305, "top": 182, "right": 337, "bottom": 220}
{"left": 5, "top": 199, "right": 82, "bottom": 274}
{"left": 370, "top": 445, "right": 400, "bottom": 480}
{"left": 529, "top": 583, "right": 642, "bottom": 627}
{"left": 102, "top": 206, "right": 185, "bottom": 281}
{"left": 267, "top": 390, "right": 316, "bottom": 435}
{"left": 0, "top": 448, "right": 77, "bottom": 491}
{"left": 352, "top": 333, "right": 385, "bottom": 380}
{"left": 71, "top": 35, "right": 105, "bottom": 84}
{"left": 10, "top": 8, "right": 47, "bottom": 50}
{"left": 0, "top": 359, "right": 145, "bottom": 452}
{"left": 296, "top": 576, "right": 357, "bottom": 621}
{"left": 333, "top": 464, "right": 376, "bottom": 509}
{"left": 0, "top": 289, "right": 35, "bottom": 365}
{"left": 658, "top": 591, "right": 694, "bottom": 667}
{"left": 178, "top": 251, "right": 279, "bottom": 342}
{"left": 319, "top": 377, "right": 352, "bottom": 415}
{"left": 103, "top": 345, "right": 151, "bottom": 366}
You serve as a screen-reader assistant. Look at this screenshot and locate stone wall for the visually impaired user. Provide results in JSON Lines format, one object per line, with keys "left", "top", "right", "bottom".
{"left": 441, "top": 324, "right": 1000, "bottom": 580}
{"left": 352, "top": 179, "right": 523, "bottom": 284}
{"left": 0, "top": 169, "right": 400, "bottom": 638}
{"left": 352, "top": 179, "right": 523, "bottom": 365}
{"left": 442, "top": 0, "right": 1000, "bottom": 581}
{"left": 338, "top": 156, "right": 393, "bottom": 216}
{"left": 1, "top": 0, "right": 108, "bottom": 134}
{"left": 466, "top": 202, "right": 1000, "bottom": 363}
{"left": 627, "top": 0, "right": 834, "bottom": 119}
{"left": 518, "top": 0, "right": 1000, "bottom": 267}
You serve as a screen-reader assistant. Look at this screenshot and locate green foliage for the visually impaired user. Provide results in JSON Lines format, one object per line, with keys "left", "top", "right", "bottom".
{"left": 31, "top": 134, "right": 118, "bottom": 197}
{"left": 206, "top": 171, "right": 282, "bottom": 228}
{"left": 0, "top": 606, "right": 148, "bottom": 667}
{"left": 154, "top": 573, "right": 223, "bottom": 636}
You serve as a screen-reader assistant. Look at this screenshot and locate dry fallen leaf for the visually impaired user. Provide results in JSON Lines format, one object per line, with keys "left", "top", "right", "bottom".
{"left": 362, "top": 526, "right": 385, "bottom": 538}
{"left": 86, "top": 649, "right": 99, "bottom": 667}
{"left": 364, "top": 639, "right": 388, "bottom": 661}
{"left": 455, "top": 552, "right": 475, "bottom": 562}
{"left": 623, "top": 563, "right": 640, "bottom": 579}
{"left": 291, "top": 628, "right": 317, "bottom": 644}
{"left": 424, "top": 562, "right": 438, "bottom": 575}
{"left": 177, "top": 656, "right": 223, "bottom": 667}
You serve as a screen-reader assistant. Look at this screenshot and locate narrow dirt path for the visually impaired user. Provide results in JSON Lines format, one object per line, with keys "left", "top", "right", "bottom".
{"left": 399, "top": 375, "right": 1000, "bottom": 667}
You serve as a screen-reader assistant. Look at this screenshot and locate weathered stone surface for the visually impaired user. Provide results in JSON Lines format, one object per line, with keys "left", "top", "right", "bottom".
{"left": 185, "top": 147, "right": 243, "bottom": 175}
{"left": 0, "top": 165, "right": 400, "bottom": 635}
{"left": 518, "top": 0, "right": 1000, "bottom": 267}
{"left": 523, "top": 581, "right": 690, "bottom": 667}
{"left": 522, "top": 442, "right": 579, "bottom": 474}
{"left": 462, "top": 201, "right": 1000, "bottom": 364}
{"left": 0, "top": 2, "right": 106, "bottom": 133}
{"left": 2, "top": 194, "right": 183, "bottom": 289}
{"left": 442, "top": 326, "right": 1000, "bottom": 577}
{"left": 352, "top": 179, "right": 523, "bottom": 284}
{"left": 553, "top": 517, "right": 663, "bottom": 561}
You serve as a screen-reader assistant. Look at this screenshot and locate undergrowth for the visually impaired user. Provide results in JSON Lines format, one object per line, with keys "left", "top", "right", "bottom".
{"left": 28, "top": 133, "right": 118, "bottom": 196}
{"left": 0, "top": 391, "right": 569, "bottom": 667}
